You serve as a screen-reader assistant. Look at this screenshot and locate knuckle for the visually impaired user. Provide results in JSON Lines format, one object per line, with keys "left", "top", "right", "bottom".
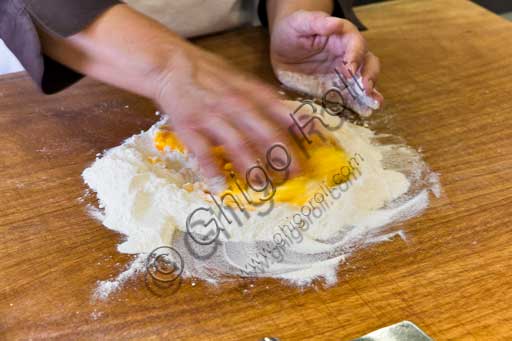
{"left": 343, "top": 19, "right": 358, "bottom": 32}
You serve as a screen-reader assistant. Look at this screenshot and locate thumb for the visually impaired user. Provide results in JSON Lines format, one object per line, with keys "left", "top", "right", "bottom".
{"left": 293, "top": 11, "right": 345, "bottom": 36}
{"left": 318, "top": 17, "right": 346, "bottom": 36}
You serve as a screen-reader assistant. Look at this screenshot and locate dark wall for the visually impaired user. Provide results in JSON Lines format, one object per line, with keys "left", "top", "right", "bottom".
{"left": 354, "top": 0, "right": 387, "bottom": 6}
{"left": 354, "top": 0, "right": 512, "bottom": 14}
{"left": 471, "top": 0, "right": 512, "bottom": 13}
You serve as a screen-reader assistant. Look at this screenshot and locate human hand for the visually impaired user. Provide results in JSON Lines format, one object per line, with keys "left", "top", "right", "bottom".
{"left": 36, "top": 4, "right": 302, "bottom": 190}
{"left": 155, "top": 43, "right": 302, "bottom": 191}
{"left": 270, "top": 10, "right": 383, "bottom": 105}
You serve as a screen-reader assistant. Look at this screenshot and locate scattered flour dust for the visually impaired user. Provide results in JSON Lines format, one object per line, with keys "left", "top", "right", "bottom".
{"left": 94, "top": 255, "right": 146, "bottom": 300}
{"left": 84, "top": 100, "right": 440, "bottom": 300}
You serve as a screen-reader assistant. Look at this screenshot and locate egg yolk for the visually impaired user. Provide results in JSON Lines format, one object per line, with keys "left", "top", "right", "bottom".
{"left": 154, "top": 130, "right": 355, "bottom": 206}
{"left": 154, "top": 130, "right": 185, "bottom": 153}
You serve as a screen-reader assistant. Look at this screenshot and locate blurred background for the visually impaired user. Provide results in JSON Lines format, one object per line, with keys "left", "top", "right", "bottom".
{"left": 356, "top": 0, "right": 512, "bottom": 14}
{"left": 1, "top": 0, "right": 511, "bottom": 75}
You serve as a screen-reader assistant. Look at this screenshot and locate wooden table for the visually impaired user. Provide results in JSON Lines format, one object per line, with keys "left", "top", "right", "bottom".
{"left": 2, "top": 0, "right": 512, "bottom": 339}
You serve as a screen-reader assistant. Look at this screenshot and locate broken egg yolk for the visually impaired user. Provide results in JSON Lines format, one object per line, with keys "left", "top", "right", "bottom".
{"left": 154, "top": 130, "right": 356, "bottom": 206}
{"left": 154, "top": 130, "right": 185, "bottom": 153}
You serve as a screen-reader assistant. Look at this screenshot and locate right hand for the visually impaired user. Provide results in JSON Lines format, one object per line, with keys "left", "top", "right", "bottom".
{"left": 154, "top": 43, "right": 303, "bottom": 191}
{"left": 37, "top": 3, "right": 302, "bottom": 191}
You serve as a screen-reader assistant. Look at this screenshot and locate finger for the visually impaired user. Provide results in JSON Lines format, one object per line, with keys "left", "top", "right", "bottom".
{"left": 176, "top": 128, "right": 225, "bottom": 192}
{"left": 360, "top": 52, "right": 381, "bottom": 96}
{"left": 291, "top": 13, "right": 347, "bottom": 53}
{"left": 372, "top": 88, "right": 384, "bottom": 106}
{"left": 338, "top": 23, "right": 367, "bottom": 75}
{"left": 318, "top": 17, "right": 346, "bottom": 36}
{"left": 222, "top": 97, "right": 287, "bottom": 154}
{"left": 292, "top": 11, "right": 333, "bottom": 36}
{"left": 201, "top": 117, "right": 260, "bottom": 179}
{"left": 240, "top": 85, "right": 308, "bottom": 174}
{"left": 224, "top": 74, "right": 307, "bottom": 176}
{"left": 228, "top": 79, "right": 294, "bottom": 133}
{"left": 306, "top": 14, "right": 346, "bottom": 36}
{"left": 263, "top": 105, "right": 314, "bottom": 176}
{"left": 228, "top": 102, "right": 303, "bottom": 176}
{"left": 238, "top": 80, "right": 297, "bottom": 129}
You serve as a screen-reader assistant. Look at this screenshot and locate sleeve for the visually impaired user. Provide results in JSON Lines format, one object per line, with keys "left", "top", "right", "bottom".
{"left": 257, "top": 0, "right": 367, "bottom": 31}
{"left": 0, "top": 0, "right": 121, "bottom": 94}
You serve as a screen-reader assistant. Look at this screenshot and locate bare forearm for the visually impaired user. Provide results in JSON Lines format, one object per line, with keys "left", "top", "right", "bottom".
{"left": 37, "top": 4, "right": 186, "bottom": 101}
{"left": 266, "top": 0, "right": 334, "bottom": 32}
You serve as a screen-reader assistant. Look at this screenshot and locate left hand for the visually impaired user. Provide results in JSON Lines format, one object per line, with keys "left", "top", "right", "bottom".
{"left": 270, "top": 10, "right": 383, "bottom": 103}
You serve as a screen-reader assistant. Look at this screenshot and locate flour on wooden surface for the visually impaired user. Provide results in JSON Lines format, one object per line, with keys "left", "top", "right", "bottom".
{"left": 83, "top": 101, "right": 440, "bottom": 299}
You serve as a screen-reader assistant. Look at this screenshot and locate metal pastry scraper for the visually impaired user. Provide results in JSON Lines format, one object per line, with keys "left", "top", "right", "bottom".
{"left": 352, "top": 321, "right": 432, "bottom": 341}
{"left": 260, "top": 321, "right": 432, "bottom": 341}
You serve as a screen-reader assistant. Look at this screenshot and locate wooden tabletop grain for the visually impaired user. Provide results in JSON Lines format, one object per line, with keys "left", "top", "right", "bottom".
{"left": 2, "top": 0, "right": 512, "bottom": 339}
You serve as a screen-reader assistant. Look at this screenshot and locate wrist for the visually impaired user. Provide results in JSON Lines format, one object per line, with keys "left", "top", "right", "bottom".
{"left": 148, "top": 38, "right": 190, "bottom": 106}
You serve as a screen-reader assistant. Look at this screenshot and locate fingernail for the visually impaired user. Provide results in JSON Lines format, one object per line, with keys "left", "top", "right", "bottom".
{"left": 338, "top": 62, "right": 350, "bottom": 80}
{"left": 372, "top": 88, "right": 384, "bottom": 105}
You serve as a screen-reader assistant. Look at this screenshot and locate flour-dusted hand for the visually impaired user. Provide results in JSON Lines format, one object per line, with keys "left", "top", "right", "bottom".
{"left": 269, "top": 10, "right": 383, "bottom": 105}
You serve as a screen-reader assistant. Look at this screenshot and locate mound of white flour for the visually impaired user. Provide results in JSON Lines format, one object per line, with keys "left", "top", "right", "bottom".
{"left": 84, "top": 101, "right": 440, "bottom": 298}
